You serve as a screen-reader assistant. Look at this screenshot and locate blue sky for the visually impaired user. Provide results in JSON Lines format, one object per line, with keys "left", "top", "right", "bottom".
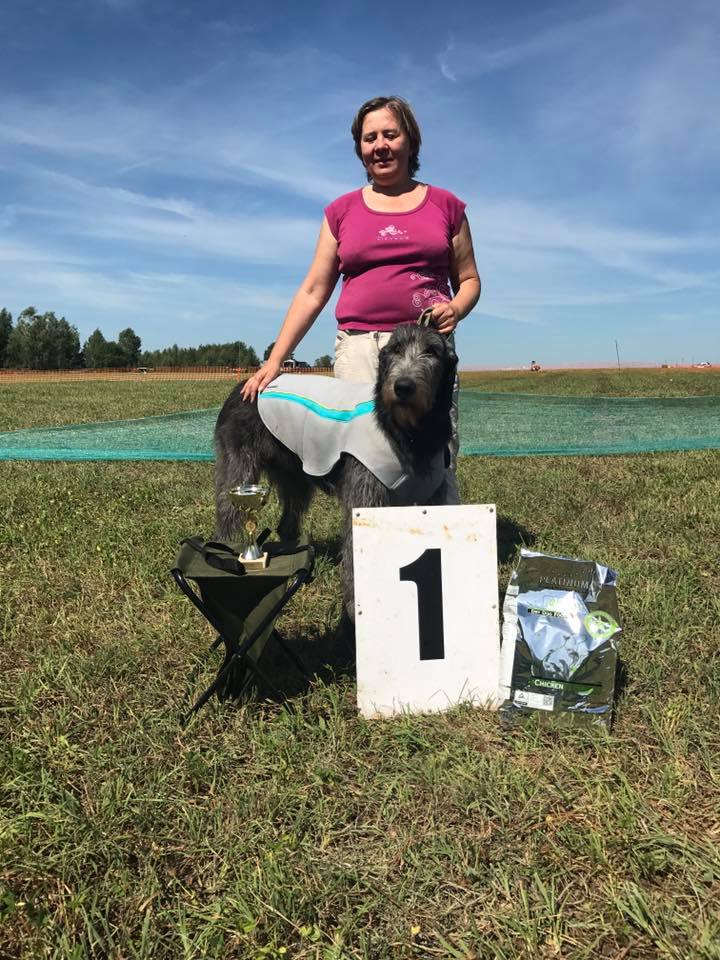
{"left": 1, "top": 0, "right": 718, "bottom": 366}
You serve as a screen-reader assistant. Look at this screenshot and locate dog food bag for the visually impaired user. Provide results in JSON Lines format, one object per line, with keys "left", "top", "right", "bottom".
{"left": 499, "top": 549, "right": 621, "bottom": 728}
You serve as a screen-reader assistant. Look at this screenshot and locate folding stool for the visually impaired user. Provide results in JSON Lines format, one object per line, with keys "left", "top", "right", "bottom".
{"left": 171, "top": 535, "right": 314, "bottom": 723}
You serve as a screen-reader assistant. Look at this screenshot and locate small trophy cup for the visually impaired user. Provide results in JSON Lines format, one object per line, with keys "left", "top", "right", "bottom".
{"left": 228, "top": 484, "right": 269, "bottom": 570}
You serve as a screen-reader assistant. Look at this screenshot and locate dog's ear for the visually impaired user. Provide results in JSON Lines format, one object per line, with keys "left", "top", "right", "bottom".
{"left": 444, "top": 341, "right": 458, "bottom": 369}
{"left": 375, "top": 339, "right": 392, "bottom": 407}
{"left": 430, "top": 325, "right": 457, "bottom": 359}
{"left": 377, "top": 339, "right": 391, "bottom": 377}
{"left": 438, "top": 342, "right": 458, "bottom": 411}
{"left": 435, "top": 331, "right": 458, "bottom": 370}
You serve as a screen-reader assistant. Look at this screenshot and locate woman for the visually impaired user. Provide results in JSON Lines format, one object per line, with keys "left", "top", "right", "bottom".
{"left": 241, "top": 95, "right": 480, "bottom": 493}
{"left": 243, "top": 97, "right": 480, "bottom": 400}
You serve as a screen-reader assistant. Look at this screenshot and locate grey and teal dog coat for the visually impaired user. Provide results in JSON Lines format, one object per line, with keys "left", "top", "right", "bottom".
{"left": 257, "top": 374, "right": 447, "bottom": 505}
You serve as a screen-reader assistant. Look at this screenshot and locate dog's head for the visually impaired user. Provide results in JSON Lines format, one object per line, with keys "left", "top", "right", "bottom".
{"left": 376, "top": 323, "right": 457, "bottom": 432}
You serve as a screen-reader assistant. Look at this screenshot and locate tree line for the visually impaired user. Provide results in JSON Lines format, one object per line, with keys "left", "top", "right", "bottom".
{"left": 0, "top": 307, "right": 334, "bottom": 370}
{"left": 0, "top": 307, "right": 143, "bottom": 370}
{"left": 139, "top": 341, "right": 259, "bottom": 368}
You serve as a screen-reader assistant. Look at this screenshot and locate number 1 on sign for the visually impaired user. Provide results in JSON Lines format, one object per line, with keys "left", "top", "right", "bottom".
{"left": 399, "top": 548, "right": 445, "bottom": 660}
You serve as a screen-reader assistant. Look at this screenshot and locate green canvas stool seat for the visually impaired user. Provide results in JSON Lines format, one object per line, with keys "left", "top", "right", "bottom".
{"left": 171, "top": 535, "right": 315, "bottom": 723}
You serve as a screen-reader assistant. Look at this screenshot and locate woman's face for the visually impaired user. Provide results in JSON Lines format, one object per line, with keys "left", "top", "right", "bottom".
{"left": 360, "top": 107, "right": 411, "bottom": 184}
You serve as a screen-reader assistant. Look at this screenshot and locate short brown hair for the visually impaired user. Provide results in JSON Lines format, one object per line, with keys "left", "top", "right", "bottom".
{"left": 351, "top": 96, "right": 422, "bottom": 181}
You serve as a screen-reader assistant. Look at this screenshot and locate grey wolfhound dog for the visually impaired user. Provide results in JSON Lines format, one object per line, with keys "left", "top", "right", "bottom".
{"left": 214, "top": 323, "right": 457, "bottom": 617}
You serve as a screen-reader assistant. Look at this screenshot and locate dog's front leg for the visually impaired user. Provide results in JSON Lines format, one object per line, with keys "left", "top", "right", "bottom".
{"left": 340, "top": 467, "right": 390, "bottom": 621}
{"left": 276, "top": 476, "right": 314, "bottom": 541}
{"left": 428, "top": 472, "right": 460, "bottom": 506}
{"left": 340, "top": 504, "right": 357, "bottom": 621}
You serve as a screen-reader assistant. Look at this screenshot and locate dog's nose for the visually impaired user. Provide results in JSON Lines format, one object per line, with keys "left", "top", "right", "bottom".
{"left": 394, "top": 377, "right": 416, "bottom": 400}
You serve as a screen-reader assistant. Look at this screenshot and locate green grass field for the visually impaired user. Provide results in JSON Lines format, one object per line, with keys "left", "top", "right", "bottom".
{"left": 1, "top": 371, "right": 719, "bottom": 959}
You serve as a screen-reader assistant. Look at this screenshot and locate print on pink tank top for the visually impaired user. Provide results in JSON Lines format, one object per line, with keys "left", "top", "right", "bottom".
{"left": 324, "top": 186, "right": 466, "bottom": 331}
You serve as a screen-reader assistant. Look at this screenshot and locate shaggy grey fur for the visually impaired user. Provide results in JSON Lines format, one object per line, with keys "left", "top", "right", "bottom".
{"left": 214, "top": 323, "right": 457, "bottom": 617}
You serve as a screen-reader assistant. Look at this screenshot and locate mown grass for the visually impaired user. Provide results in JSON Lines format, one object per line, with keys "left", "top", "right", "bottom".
{"left": 1, "top": 372, "right": 719, "bottom": 959}
{"left": 0, "top": 380, "right": 235, "bottom": 432}
{"left": 2, "top": 367, "right": 719, "bottom": 433}
{"left": 460, "top": 367, "right": 720, "bottom": 397}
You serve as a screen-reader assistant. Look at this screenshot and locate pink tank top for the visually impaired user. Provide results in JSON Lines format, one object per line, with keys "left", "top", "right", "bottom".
{"left": 324, "top": 185, "right": 466, "bottom": 331}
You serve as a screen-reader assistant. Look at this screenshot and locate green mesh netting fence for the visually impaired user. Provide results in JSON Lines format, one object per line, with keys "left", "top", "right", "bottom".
{"left": 0, "top": 409, "right": 216, "bottom": 462}
{"left": 1, "top": 391, "right": 719, "bottom": 461}
{"left": 459, "top": 392, "right": 720, "bottom": 456}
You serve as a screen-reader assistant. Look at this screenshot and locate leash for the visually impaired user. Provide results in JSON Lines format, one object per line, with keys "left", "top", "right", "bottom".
{"left": 416, "top": 307, "right": 435, "bottom": 328}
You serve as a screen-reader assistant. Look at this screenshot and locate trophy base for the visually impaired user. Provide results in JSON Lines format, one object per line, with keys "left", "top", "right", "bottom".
{"left": 241, "top": 552, "right": 269, "bottom": 571}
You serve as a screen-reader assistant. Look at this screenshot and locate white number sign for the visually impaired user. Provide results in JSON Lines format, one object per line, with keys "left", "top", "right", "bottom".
{"left": 352, "top": 504, "right": 500, "bottom": 718}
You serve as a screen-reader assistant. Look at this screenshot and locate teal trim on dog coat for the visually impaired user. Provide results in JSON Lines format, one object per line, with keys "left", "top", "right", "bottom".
{"left": 257, "top": 374, "right": 446, "bottom": 504}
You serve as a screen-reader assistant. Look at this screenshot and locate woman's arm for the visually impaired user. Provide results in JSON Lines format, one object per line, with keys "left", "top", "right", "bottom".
{"left": 241, "top": 218, "right": 340, "bottom": 401}
{"left": 431, "top": 216, "right": 481, "bottom": 334}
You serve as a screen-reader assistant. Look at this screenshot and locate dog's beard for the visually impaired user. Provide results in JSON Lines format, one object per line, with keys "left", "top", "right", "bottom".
{"left": 389, "top": 401, "right": 421, "bottom": 430}
{"left": 381, "top": 381, "right": 435, "bottom": 431}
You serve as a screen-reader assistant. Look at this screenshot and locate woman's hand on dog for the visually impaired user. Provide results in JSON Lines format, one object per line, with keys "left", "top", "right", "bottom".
{"left": 241, "top": 361, "right": 281, "bottom": 402}
{"left": 429, "top": 301, "right": 460, "bottom": 335}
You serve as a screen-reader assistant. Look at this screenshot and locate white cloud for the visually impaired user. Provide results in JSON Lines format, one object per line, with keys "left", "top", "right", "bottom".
{"left": 0, "top": 256, "right": 295, "bottom": 344}
{"left": 7, "top": 168, "right": 321, "bottom": 265}
{"left": 623, "top": 26, "right": 720, "bottom": 169}
{"left": 468, "top": 195, "right": 719, "bottom": 277}
{"left": 520, "top": 4, "right": 720, "bottom": 181}
{"left": 437, "top": 6, "right": 631, "bottom": 84}
{"left": 460, "top": 192, "right": 720, "bottom": 326}
{"left": 0, "top": 72, "right": 358, "bottom": 208}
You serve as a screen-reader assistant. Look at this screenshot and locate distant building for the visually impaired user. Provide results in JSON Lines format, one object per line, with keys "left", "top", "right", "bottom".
{"left": 281, "top": 359, "right": 310, "bottom": 369}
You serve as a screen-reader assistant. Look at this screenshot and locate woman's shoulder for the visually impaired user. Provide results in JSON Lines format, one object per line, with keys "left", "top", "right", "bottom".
{"left": 324, "top": 188, "right": 363, "bottom": 217}
{"left": 426, "top": 184, "right": 466, "bottom": 210}
{"left": 324, "top": 189, "right": 364, "bottom": 239}
{"left": 426, "top": 185, "right": 467, "bottom": 234}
